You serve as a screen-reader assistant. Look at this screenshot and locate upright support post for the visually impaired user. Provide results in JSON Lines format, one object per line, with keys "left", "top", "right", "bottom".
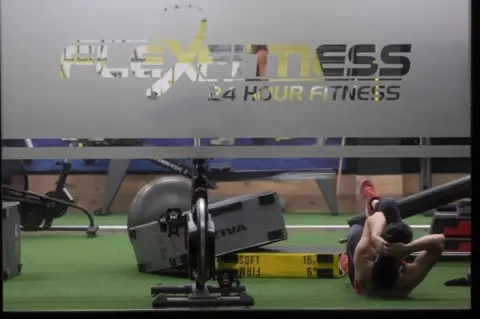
{"left": 315, "top": 176, "right": 338, "bottom": 216}
{"left": 96, "top": 159, "right": 132, "bottom": 216}
{"left": 420, "top": 137, "right": 434, "bottom": 216}
{"left": 420, "top": 137, "right": 432, "bottom": 190}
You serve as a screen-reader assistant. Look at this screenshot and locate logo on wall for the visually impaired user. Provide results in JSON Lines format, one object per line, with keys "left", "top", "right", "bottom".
{"left": 60, "top": 4, "right": 411, "bottom": 102}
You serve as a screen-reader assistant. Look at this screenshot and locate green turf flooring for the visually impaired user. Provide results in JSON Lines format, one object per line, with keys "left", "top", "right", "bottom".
{"left": 3, "top": 223, "right": 470, "bottom": 310}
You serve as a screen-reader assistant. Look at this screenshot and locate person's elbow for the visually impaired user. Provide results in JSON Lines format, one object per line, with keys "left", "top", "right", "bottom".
{"left": 429, "top": 234, "right": 445, "bottom": 253}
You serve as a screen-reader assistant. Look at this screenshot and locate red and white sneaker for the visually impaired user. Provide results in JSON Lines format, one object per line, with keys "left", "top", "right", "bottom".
{"left": 339, "top": 253, "right": 349, "bottom": 275}
{"left": 359, "top": 179, "right": 380, "bottom": 216}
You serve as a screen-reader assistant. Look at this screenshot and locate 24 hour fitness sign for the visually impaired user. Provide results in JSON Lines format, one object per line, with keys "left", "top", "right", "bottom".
{"left": 60, "top": 20, "right": 412, "bottom": 103}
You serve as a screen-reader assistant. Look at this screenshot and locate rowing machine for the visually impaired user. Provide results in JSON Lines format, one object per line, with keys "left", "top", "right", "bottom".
{"left": 2, "top": 185, "right": 98, "bottom": 236}
{"left": 347, "top": 175, "right": 471, "bottom": 227}
{"left": 150, "top": 158, "right": 254, "bottom": 309}
{"left": 2, "top": 155, "right": 98, "bottom": 236}
{"left": 407, "top": 251, "right": 470, "bottom": 263}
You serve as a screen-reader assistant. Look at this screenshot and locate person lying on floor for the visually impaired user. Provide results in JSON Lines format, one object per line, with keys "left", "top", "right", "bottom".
{"left": 341, "top": 180, "right": 445, "bottom": 298}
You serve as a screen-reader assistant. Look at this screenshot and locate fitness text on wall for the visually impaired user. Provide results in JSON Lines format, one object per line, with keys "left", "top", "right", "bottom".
{"left": 60, "top": 20, "right": 411, "bottom": 103}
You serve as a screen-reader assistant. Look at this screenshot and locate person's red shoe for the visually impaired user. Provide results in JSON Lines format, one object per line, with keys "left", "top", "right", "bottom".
{"left": 359, "top": 179, "right": 380, "bottom": 216}
{"left": 339, "top": 253, "right": 349, "bottom": 275}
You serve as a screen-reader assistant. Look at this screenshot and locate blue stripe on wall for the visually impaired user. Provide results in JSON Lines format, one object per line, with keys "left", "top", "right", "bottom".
{"left": 19, "top": 138, "right": 345, "bottom": 173}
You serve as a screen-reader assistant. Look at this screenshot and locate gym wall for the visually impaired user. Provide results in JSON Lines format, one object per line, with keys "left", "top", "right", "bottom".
{"left": 27, "top": 173, "right": 467, "bottom": 214}
{"left": 21, "top": 138, "right": 469, "bottom": 214}
{"left": 3, "top": 0, "right": 469, "bottom": 214}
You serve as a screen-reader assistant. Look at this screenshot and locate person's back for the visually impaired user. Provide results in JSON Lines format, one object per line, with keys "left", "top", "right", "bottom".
{"left": 352, "top": 222, "right": 413, "bottom": 298}
{"left": 347, "top": 180, "right": 445, "bottom": 299}
{"left": 367, "top": 222, "right": 413, "bottom": 297}
{"left": 370, "top": 222, "right": 413, "bottom": 291}
{"left": 353, "top": 221, "right": 444, "bottom": 298}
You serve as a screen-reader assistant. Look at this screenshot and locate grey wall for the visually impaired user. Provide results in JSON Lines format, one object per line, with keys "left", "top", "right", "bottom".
{"left": 1, "top": 0, "right": 471, "bottom": 159}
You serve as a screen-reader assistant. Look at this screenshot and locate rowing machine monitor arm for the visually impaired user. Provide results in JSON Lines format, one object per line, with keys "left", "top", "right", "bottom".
{"left": 188, "top": 159, "right": 216, "bottom": 289}
{"left": 163, "top": 159, "right": 217, "bottom": 290}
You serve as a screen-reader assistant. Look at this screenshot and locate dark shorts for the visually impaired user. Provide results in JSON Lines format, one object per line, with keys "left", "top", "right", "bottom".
{"left": 346, "top": 224, "right": 363, "bottom": 286}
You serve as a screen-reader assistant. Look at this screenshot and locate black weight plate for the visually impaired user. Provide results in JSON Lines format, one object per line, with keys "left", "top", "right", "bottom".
{"left": 20, "top": 203, "right": 46, "bottom": 230}
{"left": 44, "top": 191, "right": 70, "bottom": 219}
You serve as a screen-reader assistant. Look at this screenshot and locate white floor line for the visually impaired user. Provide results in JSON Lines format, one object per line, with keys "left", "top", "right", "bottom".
{"left": 58, "top": 224, "right": 430, "bottom": 230}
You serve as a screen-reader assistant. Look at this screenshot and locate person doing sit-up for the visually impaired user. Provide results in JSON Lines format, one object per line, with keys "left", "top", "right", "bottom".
{"left": 341, "top": 180, "right": 445, "bottom": 298}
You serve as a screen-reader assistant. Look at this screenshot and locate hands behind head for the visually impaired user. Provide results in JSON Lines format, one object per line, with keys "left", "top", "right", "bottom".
{"left": 372, "top": 235, "right": 388, "bottom": 254}
{"left": 372, "top": 235, "right": 408, "bottom": 258}
{"left": 382, "top": 242, "right": 408, "bottom": 258}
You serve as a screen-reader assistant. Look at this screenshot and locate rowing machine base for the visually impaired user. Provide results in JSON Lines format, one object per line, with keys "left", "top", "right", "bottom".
{"left": 151, "top": 283, "right": 254, "bottom": 308}
{"left": 24, "top": 225, "right": 99, "bottom": 236}
{"left": 3, "top": 185, "right": 99, "bottom": 237}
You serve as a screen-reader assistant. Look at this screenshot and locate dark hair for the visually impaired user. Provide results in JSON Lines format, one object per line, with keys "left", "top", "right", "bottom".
{"left": 371, "top": 222, "right": 413, "bottom": 290}
{"left": 382, "top": 222, "right": 413, "bottom": 245}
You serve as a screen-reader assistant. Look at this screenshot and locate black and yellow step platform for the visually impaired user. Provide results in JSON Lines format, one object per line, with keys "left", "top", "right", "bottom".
{"left": 217, "top": 246, "right": 346, "bottom": 279}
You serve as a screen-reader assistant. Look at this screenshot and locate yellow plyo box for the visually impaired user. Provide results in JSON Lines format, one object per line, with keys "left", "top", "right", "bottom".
{"left": 217, "top": 246, "right": 346, "bottom": 279}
